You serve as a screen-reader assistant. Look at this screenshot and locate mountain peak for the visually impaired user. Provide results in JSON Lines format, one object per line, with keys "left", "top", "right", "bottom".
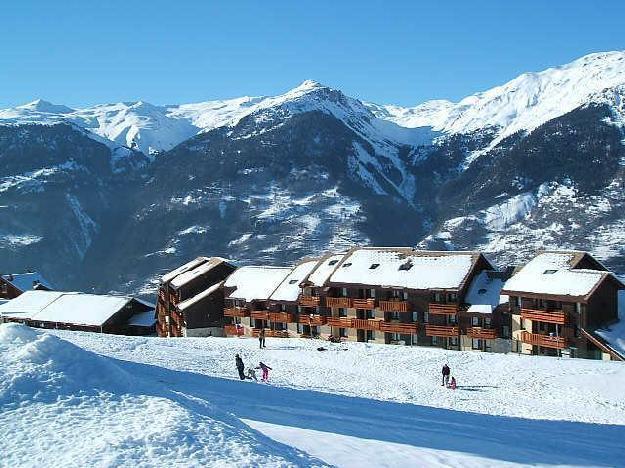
{"left": 294, "top": 79, "right": 326, "bottom": 91}
{"left": 19, "top": 99, "right": 74, "bottom": 114}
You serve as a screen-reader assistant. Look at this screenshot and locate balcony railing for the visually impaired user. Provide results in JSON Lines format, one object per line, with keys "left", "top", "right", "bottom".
{"left": 425, "top": 324, "right": 460, "bottom": 337}
{"left": 297, "top": 314, "right": 327, "bottom": 326}
{"left": 352, "top": 318, "right": 382, "bottom": 330}
{"left": 224, "top": 307, "right": 250, "bottom": 318}
{"left": 298, "top": 295, "right": 321, "bottom": 307}
{"left": 326, "top": 297, "right": 353, "bottom": 308}
{"left": 520, "top": 331, "right": 568, "bottom": 349}
{"left": 250, "top": 310, "right": 270, "bottom": 320}
{"left": 379, "top": 321, "right": 418, "bottom": 334}
{"left": 268, "top": 312, "right": 295, "bottom": 323}
{"left": 428, "top": 303, "right": 460, "bottom": 315}
{"left": 326, "top": 317, "right": 354, "bottom": 328}
{"left": 353, "top": 298, "right": 377, "bottom": 310}
{"left": 379, "top": 300, "right": 411, "bottom": 312}
{"left": 252, "top": 328, "right": 289, "bottom": 338}
{"left": 520, "top": 309, "right": 567, "bottom": 325}
{"left": 466, "top": 327, "right": 498, "bottom": 340}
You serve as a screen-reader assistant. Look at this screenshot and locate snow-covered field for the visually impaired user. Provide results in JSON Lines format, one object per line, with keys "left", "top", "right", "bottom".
{"left": 2, "top": 324, "right": 625, "bottom": 467}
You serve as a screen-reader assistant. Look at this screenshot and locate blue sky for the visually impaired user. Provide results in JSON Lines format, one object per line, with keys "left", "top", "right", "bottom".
{"left": 1, "top": 1, "right": 623, "bottom": 107}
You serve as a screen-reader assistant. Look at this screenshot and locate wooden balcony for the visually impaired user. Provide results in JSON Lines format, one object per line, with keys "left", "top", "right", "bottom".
{"left": 428, "top": 303, "right": 460, "bottom": 315}
{"left": 521, "top": 331, "right": 568, "bottom": 349}
{"left": 250, "top": 310, "right": 270, "bottom": 320}
{"left": 353, "top": 298, "right": 377, "bottom": 310}
{"left": 521, "top": 309, "right": 567, "bottom": 325}
{"left": 425, "top": 324, "right": 460, "bottom": 337}
{"left": 352, "top": 318, "right": 382, "bottom": 330}
{"left": 379, "top": 300, "right": 411, "bottom": 312}
{"left": 252, "top": 328, "right": 289, "bottom": 338}
{"left": 326, "top": 317, "right": 354, "bottom": 328}
{"left": 223, "top": 324, "right": 239, "bottom": 336}
{"left": 379, "top": 321, "right": 418, "bottom": 334}
{"left": 466, "top": 327, "right": 498, "bottom": 340}
{"left": 297, "top": 314, "right": 327, "bottom": 326}
{"left": 326, "top": 297, "right": 353, "bottom": 308}
{"left": 298, "top": 295, "right": 321, "bottom": 307}
{"left": 224, "top": 307, "right": 250, "bottom": 318}
{"left": 268, "top": 312, "right": 295, "bottom": 323}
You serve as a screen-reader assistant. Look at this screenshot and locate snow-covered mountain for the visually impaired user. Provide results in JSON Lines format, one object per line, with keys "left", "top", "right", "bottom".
{"left": 1, "top": 50, "right": 625, "bottom": 293}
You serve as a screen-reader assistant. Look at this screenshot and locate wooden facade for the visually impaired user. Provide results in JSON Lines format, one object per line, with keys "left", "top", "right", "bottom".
{"left": 156, "top": 257, "right": 236, "bottom": 337}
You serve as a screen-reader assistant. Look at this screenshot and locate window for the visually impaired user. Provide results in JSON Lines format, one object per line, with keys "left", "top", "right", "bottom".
{"left": 328, "top": 259, "right": 338, "bottom": 266}
{"left": 478, "top": 288, "right": 487, "bottom": 295}
{"left": 369, "top": 263, "right": 380, "bottom": 269}
{"left": 484, "top": 317, "right": 491, "bottom": 327}
{"left": 391, "top": 311, "right": 400, "bottom": 320}
{"left": 391, "top": 333, "right": 401, "bottom": 341}
{"left": 472, "top": 339, "right": 482, "bottom": 350}
{"left": 471, "top": 316, "right": 480, "bottom": 326}
{"left": 543, "top": 269, "right": 557, "bottom": 274}
{"left": 341, "top": 287, "right": 348, "bottom": 297}
{"left": 412, "top": 311, "right": 418, "bottom": 321}
{"left": 450, "top": 337, "right": 459, "bottom": 346}
{"left": 434, "top": 292, "right": 442, "bottom": 302}
{"left": 448, "top": 315, "right": 457, "bottom": 324}
{"left": 288, "top": 279, "right": 298, "bottom": 284}
{"left": 339, "top": 327, "right": 347, "bottom": 338}
{"left": 342, "top": 262, "right": 352, "bottom": 268}
{"left": 447, "top": 293, "right": 457, "bottom": 302}
{"left": 338, "top": 308, "right": 347, "bottom": 317}
{"left": 432, "top": 336, "right": 439, "bottom": 345}
{"left": 399, "top": 261, "right": 413, "bottom": 271}
{"left": 369, "top": 288, "right": 376, "bottom": 298}
{"left": 366, "top": 310, "right": 375, "bottom": 319}
{"left": 366, "top": 330, "right": 375, "bottom": 341}
{"left": 403, "top": 291, "right": 408, "bottom": 300}
{"left": 576, "top": 303, "right": 582, "bottom": 314}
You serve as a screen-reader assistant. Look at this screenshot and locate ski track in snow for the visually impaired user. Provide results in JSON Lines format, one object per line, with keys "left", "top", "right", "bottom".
{"left": 5, "top": 326, "right": 621, "bottom": 467}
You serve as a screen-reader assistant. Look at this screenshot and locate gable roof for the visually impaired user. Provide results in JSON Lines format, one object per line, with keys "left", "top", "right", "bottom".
{"left": 177, "top": 282, "right": 223, "bottom": 311}
{"left": 161, "top": 257, "right": 210, "bottom": 284}
{"left": 270, "top": 260, "right": 319, "bottom": 302}
{"left": 224, "top": 266, "right": 292, "bottom": 302}
{"left": 0, "top": 290, "right": 152, "bottom": 327}
{"left": 168, "top": 257, "right": 232, "bottom": 290}
{"left": 327, "top": 247, "right": 484, "bottom": 291}
{"left": 301, "top": 253, "right": 346, "bottom": 287}
{"left": 501, "top": 251, "right": 624, "bottom": 301}
{"left": 1, "top": 272, "right": 53, "bottom": 293}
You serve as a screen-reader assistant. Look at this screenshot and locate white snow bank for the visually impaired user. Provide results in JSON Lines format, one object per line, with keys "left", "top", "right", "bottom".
{"left": 0, "top": 323, "right": 326, "bottom": 467}
{"left": 225, "top": 266, "right": 292, "bottom": 302}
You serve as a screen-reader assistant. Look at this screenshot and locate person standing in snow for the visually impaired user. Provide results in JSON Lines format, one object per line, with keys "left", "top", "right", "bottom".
{"left": 448, "top": 376, "right": 457, "bottom": 390}
{"left": 259, "top": 328, "right": 266, "bottom": 349}
{"left": 246, "top": 367, "right": 258, "bottom": 382}
{"left": 256, "top": 361, "right": 272, "bottom": 381}
{"left": 235, "top": 354, "right": 245, "bottom": 380}
{"left": 442, "top": 363, "right": 451, "bottom": 387}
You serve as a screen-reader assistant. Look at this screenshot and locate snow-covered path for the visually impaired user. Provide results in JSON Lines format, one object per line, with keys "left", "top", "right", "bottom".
{"left": 4, "top": 325, "right": 625, "bottom": 467}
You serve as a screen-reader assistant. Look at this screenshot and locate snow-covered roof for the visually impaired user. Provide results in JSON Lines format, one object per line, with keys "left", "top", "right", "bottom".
{"left": 304, "top": 253, "right": 346, "bottom": 287}
{"left": 502, "top": 252, "right": 615, "bottom": 300}
{"left": 0, "top": 290, "right": 151, "bottom": 327}
{"left": 270, "top": 261, "right": 319, "bottom": 302}
{"left": 2, "top": 272, "right": 53, "bottom": 292}
{"left": 177, "top": 282, "right": 223, "bottom": 311}
{"left": 465, "top": 271, "right": 504, "bottom": 314}
{"left": 225, "top": 266, "right": 292, "bottom": 302}
{"left": 328, "top": 248, "right": 479, "bottom": 290}
{"left": 0, "top": 290, "right": 64, "bottom": 319}
{"left": 168, "top": 257, "right": 231, "bottom": 289}
{"left": 161, "top": 257, "right": 209, "bottom": 284}
{"left": 127, "top": 310, "right": 157, "bottom": 327}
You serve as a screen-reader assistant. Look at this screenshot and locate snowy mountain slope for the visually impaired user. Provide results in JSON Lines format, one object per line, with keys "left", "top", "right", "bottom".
{"left": 369, "top": 51, "right": 625, "bottom": 150}
{"left": 3, "top": 51, "right": 625, "bottom": 293}
{"left": 31, "top": 325, "right": 625, "bottom": 467}
{"left": 0, "top": 323, "right": 326, "bottom": 468}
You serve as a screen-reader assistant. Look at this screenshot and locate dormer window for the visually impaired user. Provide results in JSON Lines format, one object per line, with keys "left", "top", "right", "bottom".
{"left": 369, "top": 263, "right": 379, "bottom": 269}
{"left": 288, "top": 279, "right": 298, "bottom": 284}
{"left": 328, "top": 260, "right": 338, "bottom": 266}
{"left": 342, "top": 262, "right": 352, "bottom": 268}
{"left": 543, "top": 269, "right": 557, "bottom": 274}
{"left": 399, "top": 261, "right": 413, "bottom": 271}
{"left": 478, "top": 288, "right": 487, "bottom": 295}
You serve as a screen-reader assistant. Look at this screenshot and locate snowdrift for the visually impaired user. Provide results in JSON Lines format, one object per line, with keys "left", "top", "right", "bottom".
{"left": 0, "top": 323, "right": 325, "bottom": 468}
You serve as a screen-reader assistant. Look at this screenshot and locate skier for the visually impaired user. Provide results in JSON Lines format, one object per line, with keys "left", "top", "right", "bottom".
{"left": 258, "top": 328, "right": 266, "bottom": 349}
{"left": 246, "top": 367, "right": 258, "bottom": 382}
{"left": 235, "top": 354, "right": 245, "bottom": 380}
{"left": 442, "top": 363, "right": 451, "bottom": 387}
{"left": 236, "top": 323, "right": 243, "bottom": 337}
{"left": 256, "top": 361, "right": 272, "bottom": 382}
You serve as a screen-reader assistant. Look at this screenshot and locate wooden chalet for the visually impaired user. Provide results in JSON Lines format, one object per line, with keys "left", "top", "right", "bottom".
{"left": 156, "top": 257, "right": 236, "bottom": 337}
{"left": 0, "top": 290, "right": 155, "bottom": 335}
{"left": 0, "top": 272, "right": 52, "bottom": 299}
{"left": 502, "top": 250, "right": 625, "bottom": 359}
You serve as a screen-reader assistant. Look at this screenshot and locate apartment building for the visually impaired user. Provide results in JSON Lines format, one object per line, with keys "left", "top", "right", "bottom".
{"left": 502, "top": 251, "right": 624, "bottom": 360}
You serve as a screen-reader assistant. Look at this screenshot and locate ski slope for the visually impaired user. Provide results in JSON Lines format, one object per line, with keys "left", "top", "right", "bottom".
{"left": 2, "top": 323, "right": 625, "bottom": 467}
